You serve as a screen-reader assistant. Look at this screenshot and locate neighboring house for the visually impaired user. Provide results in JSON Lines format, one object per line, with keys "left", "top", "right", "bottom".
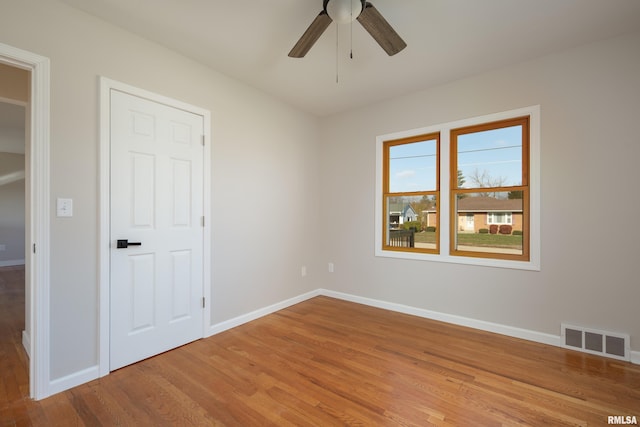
{"left": 457, "top": 196, "right": 523, "bottom": 233}
{"left": 421, "top": 209, "right": 437, "bottom": 230}
{"left": 388, "top": 203, "right": 417, "bottom": 229}
{"left": 419, "top": 197, "right": 522, "bottom": 233}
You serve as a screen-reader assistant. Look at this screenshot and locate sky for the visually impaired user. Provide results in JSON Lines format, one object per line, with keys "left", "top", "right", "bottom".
{"left": 388, "top": 125, "right": 523, "bottom": 193}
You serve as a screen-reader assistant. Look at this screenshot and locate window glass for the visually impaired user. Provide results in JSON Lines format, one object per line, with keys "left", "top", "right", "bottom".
{"left": 451, "top": 117, "right": 529, "bottom": 261}
{"left": 457, "top": 125, "right": 523, "bottom": 189}
{"left": 385, "top": 195, "right": 438, "bottom": 250}
{"left": 383, "top": 134, "right": 439, "bottom": 254}
{"left": 388, "top": 139, "right": 437, "bottom": 193}
{"left": 453, "top": 192, "right": 523, "bottom": 256}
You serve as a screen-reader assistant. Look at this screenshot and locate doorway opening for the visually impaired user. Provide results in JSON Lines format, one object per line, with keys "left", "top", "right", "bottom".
{"left": 1, "top": 42, "right": 51, "bottom": 400}
{"left": 0, "top": 65, "right": 29, "bottom": 401}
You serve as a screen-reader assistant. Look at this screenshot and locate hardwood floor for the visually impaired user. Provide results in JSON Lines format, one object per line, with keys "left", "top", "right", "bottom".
{"left": 0, "top": 266, "right": 31, "bottom": 424}
{"left": 2, "top": 267, "right": 639, "bottom": 426}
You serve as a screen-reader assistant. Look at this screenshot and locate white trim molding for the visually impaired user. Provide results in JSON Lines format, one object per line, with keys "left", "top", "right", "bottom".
{"left": 320, "top": 289, "right": 561, "bottom": 347}
{"left": 0, "top": 42, "right": 51, "bottom": 400}
{"left": 48, "top": 366, "right": 100, "bottom": 397}
{"left": 36, "top": 284, "right": 640, "bottom": 398}
{"left": 206, "top": 288, "right": 640, "bottom": 365}
{"left": 208, "top": 290, "right": 321, "bottom": 336}
{"left": 320, "top": 290, "right": 640, "bottom": 365}
{"left": 22, "top": 330, "right": 31, "bottom": 358}
{"left": 205, "top": 288, "right": 640, "bottom": 366}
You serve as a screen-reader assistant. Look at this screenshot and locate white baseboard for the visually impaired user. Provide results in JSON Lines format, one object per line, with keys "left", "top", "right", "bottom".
{"left": 319, "top": 289, "right": 562, "bottom": 348}
{"left": 48, "top": 365, "right": 100, "bottom": 397}
{"left": 208, "top": 289, "right": 321, "bottom": 336}
{"left": 0, "top": 259, "right": 25, "bottom": 267}
{"left": 206, "top": 288, "right": 640, "bottom": 364}
{"left": 46, "top": 290, "right": 320, "bottom": 398}
{"left": 46, "top": 287, "right": 639, "bottom": 400}
{"left": 22, "top": 330, "right": 31, "bottom": 358}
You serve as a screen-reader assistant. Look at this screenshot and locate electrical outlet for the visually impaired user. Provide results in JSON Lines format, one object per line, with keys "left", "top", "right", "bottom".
{"left": 328, "top": 262, "right": 334, "bottom": 273}
{"left": 0, "top": 244, "right": 6, "bottom": 251}
{"left": 301, "top": 266, "right": 307, "bottom": 277}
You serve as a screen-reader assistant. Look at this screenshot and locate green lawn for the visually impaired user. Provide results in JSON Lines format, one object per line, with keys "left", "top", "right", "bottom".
{"left": 413, "top": 231, "right": 522, "bottom": 249}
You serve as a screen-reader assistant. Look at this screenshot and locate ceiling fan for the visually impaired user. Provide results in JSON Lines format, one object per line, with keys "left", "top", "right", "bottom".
{"left": 288, "top": 0, "right": 407, "bottom": 58}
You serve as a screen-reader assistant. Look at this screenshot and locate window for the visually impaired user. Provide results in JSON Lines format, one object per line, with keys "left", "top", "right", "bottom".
{"left": 451, "top": 116, "right": 529, "bottom": 261}
{"left": 382, "top": 133, "right": 439, "bottom": 253}
{"left": 487, "top": 212, "right": 513, "bottom": 225}
{"left": 375, "top": 106, "right": 540, "bottom": 270}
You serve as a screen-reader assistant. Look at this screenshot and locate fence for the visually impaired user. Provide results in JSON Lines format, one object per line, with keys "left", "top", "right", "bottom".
{"left": 388, "top": 229, "right": 415, "bottom": 248}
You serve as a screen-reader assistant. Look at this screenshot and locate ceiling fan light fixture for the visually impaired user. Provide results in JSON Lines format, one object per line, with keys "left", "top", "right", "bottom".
{"left": 288, "top": 0, "right": 406, "bottom": 58}
{"left": 326, "top": 0, "right": 363, "bottom": 24}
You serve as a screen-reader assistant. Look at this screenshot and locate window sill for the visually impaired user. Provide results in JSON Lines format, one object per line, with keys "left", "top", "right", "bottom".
{"left": 375, "top": 248, "right": 541, "bottom": 271}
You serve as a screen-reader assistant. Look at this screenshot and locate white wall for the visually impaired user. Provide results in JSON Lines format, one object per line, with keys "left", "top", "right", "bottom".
{"left": 319, "top": 31, "right": 640, "bottom": 353}
{"left": 0, "top": 0, "right": 321, "bottom": 382}
{"left": 1, "top": 0, "right": 638, "bottom": 395}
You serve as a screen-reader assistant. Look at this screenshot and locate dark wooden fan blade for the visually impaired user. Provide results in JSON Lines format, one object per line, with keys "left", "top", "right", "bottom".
{"left": 357, "top": 2, "right": 406, "bottom": 56}
{"left": 288, "top": 11, "right": 333, "bottom": 58}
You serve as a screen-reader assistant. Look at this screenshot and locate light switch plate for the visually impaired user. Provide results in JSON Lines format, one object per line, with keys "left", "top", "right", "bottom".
{"left": 57, "top": 198, "right": 73, "bottom": 217}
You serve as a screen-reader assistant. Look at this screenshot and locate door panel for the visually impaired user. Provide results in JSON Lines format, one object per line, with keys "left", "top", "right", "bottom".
{"left": 131, "top": 153, "right": 155, "bottom": 227}
{"left": 130, "top": 253, "right": 155, "bottom": 333}
{"left": 170, "top": 249, "right": 192, "bottom": 321}
{"left": 172, "top": 159, "right": 191, "bottom": 226}
{"left": 110, "top": 90, "right": 204, "bottom": 371}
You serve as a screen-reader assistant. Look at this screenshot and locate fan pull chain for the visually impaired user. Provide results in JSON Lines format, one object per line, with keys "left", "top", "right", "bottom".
{"left": 350, "top": 0, "right": 354, "bottom": 59}
{"left": 336, "top": 22, "right": 339, "bottom": 83}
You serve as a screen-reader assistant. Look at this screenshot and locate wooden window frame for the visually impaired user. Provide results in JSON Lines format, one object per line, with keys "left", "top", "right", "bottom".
{"left": 450, "top": 116, "right": 530, "bottom": 262}
{"left": 382, "top": 133, "right": 440, "bottom": 254}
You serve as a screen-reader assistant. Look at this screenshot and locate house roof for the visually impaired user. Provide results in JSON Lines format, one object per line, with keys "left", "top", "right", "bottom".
{"left": 389, "top": 203, "right": 416, "bottom": 216}
{"left": 457, "top": 196, "right": 523, "bottom": 212}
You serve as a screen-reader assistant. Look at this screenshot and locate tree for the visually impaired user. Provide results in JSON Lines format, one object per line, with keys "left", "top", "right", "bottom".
{"left": 468, "top": 168, "right": 508, "bottom": 198}
{"left": 469, "top": 168, "right": 507, "bottom": 188}
{"left": 508, "top": 190, "right": 523, "bottom": 199}
{"left": 457, "top": 170, "right": 468, "bottom": 199}
{"left": 457, "top": 170, "right": 466, "bottom": 188}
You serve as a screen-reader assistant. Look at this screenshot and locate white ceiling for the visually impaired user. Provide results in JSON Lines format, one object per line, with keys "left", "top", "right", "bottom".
{"left": 55, "top": 0, "right": 640, "bottom": 116}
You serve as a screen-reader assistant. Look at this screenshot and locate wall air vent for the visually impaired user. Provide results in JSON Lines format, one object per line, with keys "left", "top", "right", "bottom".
{"left": 561, "top": 324, "right": 630, "bottom": 361}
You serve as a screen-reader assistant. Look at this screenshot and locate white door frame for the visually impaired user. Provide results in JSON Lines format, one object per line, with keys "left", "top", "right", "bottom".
{"left": 98, "top": 77, "right": 212, "bottom": 376}
{"left": 0, "top": 43, "right": 51, "bottom": 400}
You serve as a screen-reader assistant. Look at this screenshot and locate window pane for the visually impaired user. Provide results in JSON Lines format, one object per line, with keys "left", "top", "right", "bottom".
{"left": 454, "top": 192, "right": 522, "bottom": 255}
{"left": 487, "top": 212, "right": 512, "bottom": 225}
{"left": 385, "top": 195, "right": 437, "bottom": 251}
{"left": 457, "top": 125, "right": 522, "bottom": 188}
{"left": 388, "top": 139, "right": 437, "bottom": 192}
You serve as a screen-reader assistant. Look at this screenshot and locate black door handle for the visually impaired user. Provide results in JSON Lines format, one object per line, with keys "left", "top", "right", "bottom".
{"left": 116, "top": 239, "right": 142, "bottom": 249}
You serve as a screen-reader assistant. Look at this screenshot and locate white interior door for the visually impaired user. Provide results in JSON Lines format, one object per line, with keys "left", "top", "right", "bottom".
{"left": 109, "top": 89, "right": 204, "bottom": 371}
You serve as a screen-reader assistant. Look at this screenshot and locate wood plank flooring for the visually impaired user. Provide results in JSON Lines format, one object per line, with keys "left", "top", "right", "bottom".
{"left": 2, "top": 266, "right": 639, "bottom": 425}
